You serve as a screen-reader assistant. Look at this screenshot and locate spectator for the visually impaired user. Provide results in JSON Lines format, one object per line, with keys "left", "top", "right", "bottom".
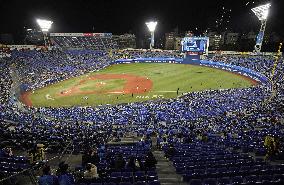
{"left": 57, "top": 163, "right": 75, "bottom": 185}
{"left": 84, "top": 163, "right": 99, "bottom": 179}
{"left": 165, "top": 144, "right": 176, "bottom": 159}
{"left": 114, "top": 153, "right": 126, "bottom": 170}
{"left": 144, "top": 152, "right": 157, "bottom": 169}
{"left": 82, "top": 150, "right": 91, "bottom": 167}
{"left": 126, "top": 156, "right": 136, "bottom": 170}
{"left": 90, "top": 149, "right": 100, "bottom": 165}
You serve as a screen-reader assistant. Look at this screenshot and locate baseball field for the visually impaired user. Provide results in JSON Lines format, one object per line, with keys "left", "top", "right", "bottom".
{"left": 21, "top": 63, "right": 258, "bottom": 107}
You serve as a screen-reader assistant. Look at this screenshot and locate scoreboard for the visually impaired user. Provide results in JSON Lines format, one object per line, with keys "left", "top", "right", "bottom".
{"left": 181, "top": 37, "right": 209, "bottom": 54}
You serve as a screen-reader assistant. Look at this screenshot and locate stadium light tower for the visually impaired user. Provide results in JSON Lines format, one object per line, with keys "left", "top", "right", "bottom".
{"left": 36, "top": 19, "right": 53, "bottom": 47}
{"left": 251, "top": 3, "right": 271, "bottom": 53}
{"left": 146, "top": 21, "right": 157, "bottom": 49}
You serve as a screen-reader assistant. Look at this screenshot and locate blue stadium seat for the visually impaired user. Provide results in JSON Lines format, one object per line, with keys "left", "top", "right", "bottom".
{"left": 135, "top": 171, "right": 146, "bottom": 182}
{"left": 121, "top": 172, "right": 133, "bottom": 182}
{"left": 190, "top": 179, "right": 202, "bottom": 185}
{"left": 231, "top": 176, "right": 243, "bottom": 185}
{"left": 217, "top": 177, "right": 230, "bottom": 185}
{"left": 203, "top": 178, "right": 217, "bottom": 185}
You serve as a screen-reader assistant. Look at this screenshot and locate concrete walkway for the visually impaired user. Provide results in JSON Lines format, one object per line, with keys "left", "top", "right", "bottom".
{"left": 153, "top": 150, "right": 187, "bottom": 185}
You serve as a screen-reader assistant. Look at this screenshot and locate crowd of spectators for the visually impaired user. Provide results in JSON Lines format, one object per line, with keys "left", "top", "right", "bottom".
{"left": 10, "top": 49, "right": 111, "bottom": 90}
{"left": 0, "top": 50, "right": 283, "bottom": 152}
{"left": 0, "top": 58, "right": 12, "bottom": 105}
{"left": 0, "top": 49, "right": 183, "bottom": 153}
{"left": 0, "top": 49, "right": 284, "bottom": 183}
{"left": 51, "top": 36, "right": 118, "bottom": 50}
{"left": 37, "top": 143, "right": 158, "bottom": 185}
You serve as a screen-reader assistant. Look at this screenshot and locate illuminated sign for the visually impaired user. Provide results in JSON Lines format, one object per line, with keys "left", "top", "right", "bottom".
{"left": 181, "top": 37, "right": 209, "bottom": 53}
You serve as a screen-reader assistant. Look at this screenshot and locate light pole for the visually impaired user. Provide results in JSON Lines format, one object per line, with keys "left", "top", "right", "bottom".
{"left": 36, "top": 19, "right": 53, "bottom": 47}
{"left": 251, "top": 3, "right": 271, "bottom": 53}
{"left": 146, "top": 21, "right": 157, "bottom": 50}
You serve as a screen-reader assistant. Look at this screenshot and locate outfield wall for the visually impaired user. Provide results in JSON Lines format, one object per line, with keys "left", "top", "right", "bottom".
{"left": 199, "top": 61, "right": 269, "bottom": 84}
{"left": 114, "top": 58, "right": 269, "bottom": 84}
{"left": 208, "top": 51, "right": 282, "bottom": 56}
{"left": 114, "top": 57, "right": 183, "bottom": 64}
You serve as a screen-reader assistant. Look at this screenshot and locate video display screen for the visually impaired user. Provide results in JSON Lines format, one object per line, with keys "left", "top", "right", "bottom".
{"left": 182, "top": 37, "right": 208, "bottom": 53}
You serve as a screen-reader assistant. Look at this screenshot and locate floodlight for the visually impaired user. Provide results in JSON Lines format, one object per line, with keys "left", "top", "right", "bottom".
{"left": 145, "top": 21, "right": 158, "bottom": 49}
{"left": 146, "top": 21, "right": 157, "bottom": 32}
{"left": 251, "top": 3, "right": 271, "bottom": 53}
{"left": 251, "top": 3, "right": 271, "bottom": 21}
{"left": 36, "top": 19, "right": 53, "bottom": 32}
{"left": 36, "top": 18, "right": 53, "bottom": 47}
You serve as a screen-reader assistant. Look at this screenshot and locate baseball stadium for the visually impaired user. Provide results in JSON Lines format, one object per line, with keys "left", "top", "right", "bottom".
{"left": 0, "top": 1, "right": 284, "bottom": 185}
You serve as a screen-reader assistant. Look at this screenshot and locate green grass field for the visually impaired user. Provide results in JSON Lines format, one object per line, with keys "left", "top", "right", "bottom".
{"left": 27, "top": 63, "right": 254, "bottom": 107}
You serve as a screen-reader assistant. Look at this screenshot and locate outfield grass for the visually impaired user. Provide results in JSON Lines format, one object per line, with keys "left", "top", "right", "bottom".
{"left": 28, "top": 63, "right": 254, "bottom": 107}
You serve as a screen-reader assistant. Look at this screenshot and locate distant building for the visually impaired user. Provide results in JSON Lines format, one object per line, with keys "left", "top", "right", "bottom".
{"left": 270, "top": 32, "right": 282, "bottom": 43}
{"left": 137, "top": 34, "right": 148, "bottom": 49}
{"left": 112, "top": 34, "right": 136, "bottom": 49}
{"left": 223, "top": 32, "right": 239, "bottom": 45}
{"left": 165, "top": 32, "right": 176, "bottom": 50}
{"left": 263, "top": 34, "right": 270, "bottom": 44}
{"left": 174, "top": 37, "right": 182, "bottom": 51}
{"left": 156, "top": 38, "right": 164, "bottom": 49}
{"left": 206, "top": 32, "right": 222, "bottom": 50}
{"left": 213, "top": 35, "right": 222, "bottom": 50}
{"left": 0, "top": 34, "right": 14, "bottom": 45}
{"left": 240, "top": 31, "right": 256, "bottom": 41}
{"left": 238, "top": 31, "right": 257, "bottom": 51}
{"left": 184, "top": 31, "right": 194, "bottom": 37}
{"left": 25, "top": 29, "right": 44, "bottom": 45}
{"left": 247, "top": 31, "right": 257, "bottom": 40}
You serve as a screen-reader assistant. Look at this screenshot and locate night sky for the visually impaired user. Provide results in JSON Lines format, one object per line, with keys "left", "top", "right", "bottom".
{"left": 0, "top": 0, "right": 283, "bottom": 38}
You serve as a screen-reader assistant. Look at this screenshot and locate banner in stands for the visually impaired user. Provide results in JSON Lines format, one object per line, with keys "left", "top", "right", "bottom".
{"left": 0, "top": 45, "right": 50, "bottom": 51}
{"left": 114, "top": 58, "right": 183, "bottom": 65}
{"left": 208, "top": 51, "right": 282, "bottom": 56}
{"left": 4, "top": 45, "right": 37, "bottom": 49}
{"left": 50, "top": 33, "right": 112, "bottom": 37}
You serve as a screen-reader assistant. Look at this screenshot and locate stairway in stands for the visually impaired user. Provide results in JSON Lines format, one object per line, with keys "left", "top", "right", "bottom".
{"left": 153, "top": 150, "right": 187, "bottom": 185}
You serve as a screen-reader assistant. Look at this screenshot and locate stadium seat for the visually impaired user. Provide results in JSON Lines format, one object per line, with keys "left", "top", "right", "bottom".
{"left": 190, "top": 179, "right": 202, "bottom": 185}
{"left": 203, "top": 178, "right": 217, "bottom": 185}
{"left": 217, "top": 177, "right": 230, "bottom": 185}
{"left": 231, "top": 176, "right": 243, "bottom": 185}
